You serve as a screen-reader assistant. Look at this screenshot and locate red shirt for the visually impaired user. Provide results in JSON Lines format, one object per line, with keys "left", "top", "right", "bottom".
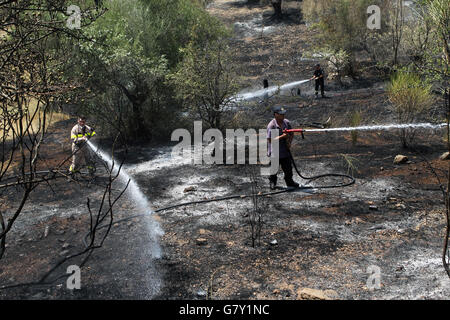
{"left": 267, "top": 118, "right": 292, "bottom": 159}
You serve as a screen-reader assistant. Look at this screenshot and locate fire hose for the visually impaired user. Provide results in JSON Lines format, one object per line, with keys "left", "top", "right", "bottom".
{"left": 0, "top": 129, "right": 355, "bottom": 249}
{"left": 284, "top": 128, "right": 355, "bottom": 187}
{"left": 82, "top": 129, "right": 355, "bottom": 247}
{"left": 0, "top": 142, "right": 356, "bottom": 250}
{"left": 0, "top": 130, "right": 356, "bottom": 290}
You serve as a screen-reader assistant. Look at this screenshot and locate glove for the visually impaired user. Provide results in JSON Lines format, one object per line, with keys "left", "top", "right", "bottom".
{"left": 75, "top": 137, "right": 87, "bottom": 146}
{"left": 88, "top": 127, "right": 95, "bottom": 139}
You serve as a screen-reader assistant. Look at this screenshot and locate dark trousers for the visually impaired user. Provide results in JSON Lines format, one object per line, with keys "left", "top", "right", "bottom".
{"left": 315, "top": 78, "right": 324, "bottom": 96}
{"left": 269, "top": 157, "right": 294, "bottom": 185}
{"left": 272, "top": 2, "right": 282, "bottom": 18}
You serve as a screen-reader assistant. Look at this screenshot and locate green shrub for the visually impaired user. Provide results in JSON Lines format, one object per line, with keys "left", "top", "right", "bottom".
{"left": 69, "top": 0, "right": 227, "bottom": 143}
{"left": 173, "top": 36, "right": 238, "bottom": 130}
{"left": 387, "top": 70, "right": 433, "bottom": 147}
{"left": 340, "top": 153, "right": 360, "bottom": 176}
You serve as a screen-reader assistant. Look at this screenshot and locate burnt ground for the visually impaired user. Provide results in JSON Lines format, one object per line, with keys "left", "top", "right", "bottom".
{"left": 1, "top": 0, "right": 450, "bottom": 300}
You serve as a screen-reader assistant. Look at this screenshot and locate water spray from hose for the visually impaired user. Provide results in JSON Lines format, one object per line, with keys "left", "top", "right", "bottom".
{"left": 87, "top": 141, "right": 153, "bottom": 215}
{"left": 232, "top": 79, "right": 311, "bottom": 101}
{"left": 285, "top": 122, "right": 446, "bottom": 134}
{"left": 87, "top": 141, "right": 163, "bottom": 258}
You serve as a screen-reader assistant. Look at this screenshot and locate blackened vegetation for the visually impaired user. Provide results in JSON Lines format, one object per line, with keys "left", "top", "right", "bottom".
{"left": 246, "top": 165, "right": 267, "bottom": 248}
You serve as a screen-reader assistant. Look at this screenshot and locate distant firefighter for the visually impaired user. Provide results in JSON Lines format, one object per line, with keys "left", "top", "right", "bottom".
{"left": 310, "top": 64, "right": 325, "bottom": 98}
{"left": 262, "top": 79, "right": 270, "bottom": 107}
{"left": 70, "top": 116, "right": 96, "bottom": 176}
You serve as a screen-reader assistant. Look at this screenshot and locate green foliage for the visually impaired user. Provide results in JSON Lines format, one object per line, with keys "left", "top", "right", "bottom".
{"left": 340, "top": 154, "right": 360, "bottom": 176}
{"left": 302, "top": 0, "right": 439, "bottom": 74}
{"left": 387, "top": 70, "right": 434, "bottom": 147}
{"left": 303, "top": 46, "right": 351, "bottom": 83}
{"left": 302, "top": 0, "right": 385, "bottom": 76}
{"left": 173, "top": 35, "right": 238, "bottom": 130}
{"left": 387, "top": 71, "right": 433, "bottom": 115}
{"left": 66, "top": 0, "right": 227, "bottom": 142}
{"left": 138, "top": 0, "right": 224, "bottom": 67}
{"left": 0, "top": 0, "right": 105, "bottom": 141}
{"left": 427, "top": 0, "right": 450, "bottom": 35}
{"left": 302, "top": 0, "right": 375, "bottom": 53}
{"left": 406, "top": 0, "right": 449, "bottom": 90}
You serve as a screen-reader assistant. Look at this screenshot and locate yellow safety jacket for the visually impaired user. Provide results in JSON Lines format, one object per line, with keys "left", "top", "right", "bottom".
{"left": 71, "top": 124, "right": 96, "bottom": 145}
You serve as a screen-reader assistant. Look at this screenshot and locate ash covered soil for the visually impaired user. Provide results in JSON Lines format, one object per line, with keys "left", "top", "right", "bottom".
{"left": 1, "top": 0, "right": 450, "bottom": 300}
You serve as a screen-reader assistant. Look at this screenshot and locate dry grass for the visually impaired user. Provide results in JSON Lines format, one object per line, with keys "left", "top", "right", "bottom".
{"left": 0, "top": 99, "right": 70, "bottom": 140}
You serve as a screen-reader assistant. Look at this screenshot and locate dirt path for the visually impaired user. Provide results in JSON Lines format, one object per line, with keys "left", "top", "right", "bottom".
{"left": 209, "top": 0, "right": 317, "bottom": 88}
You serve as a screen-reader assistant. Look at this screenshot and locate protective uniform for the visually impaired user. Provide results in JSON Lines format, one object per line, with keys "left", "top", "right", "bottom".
{"left": 69, "top": 124, "right": 96, "bottom": 174}
{"left": 272, "top": 0, "right": 282, "bottom": 18}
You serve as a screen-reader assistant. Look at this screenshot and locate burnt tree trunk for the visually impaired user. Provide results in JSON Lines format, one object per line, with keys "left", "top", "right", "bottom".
{"left": 117, "top": 83, "right": 150, "bottom": 140}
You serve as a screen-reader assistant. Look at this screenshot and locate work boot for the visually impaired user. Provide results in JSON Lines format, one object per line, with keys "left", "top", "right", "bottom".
{"left": 68, "top": 171, "right": 78, "bottom": 182}
{"left": 68, "top": 165, "right": 81, "bottom": 181}
{"left": 270, "top": 181, "right": 277, "bottom": 190}
{"left": 87, "top": 165, "right": 96, "bottom": 178}
{"left": 269, "top": 176, "right": 277, "bottom": 190}
{"left": 285, "top": 179, "right": 299, "bottom": 189}
{"left": 69, "top": 165, "right": 79, "bottom": 175}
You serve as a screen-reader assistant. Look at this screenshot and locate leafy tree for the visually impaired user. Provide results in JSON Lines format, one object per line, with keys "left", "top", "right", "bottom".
{"left": 301, "top": 0, "right": 424, "bottom": 73}
{"left": 68, "top": 0, "right": 226, "bottom": 142}
{"left": 173, "top": 35, "right": 239, "bottom": 130}
{"left": 407, "top": 0, "right": 449, "bottom": 88}
{"left": 416, "top": 0, "right": 449, "bottom": 278}
{"left": 387, "top": 70, "right": 433, "bottom": 147}
{"left": 302, "top": 0, "right": 376, "bottom": 75}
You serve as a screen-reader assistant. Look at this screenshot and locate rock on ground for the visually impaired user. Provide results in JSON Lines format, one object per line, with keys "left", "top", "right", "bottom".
{"left": 394, "top": 155, "right": 408, "bottom": 164}
{"left": 440, "top": 152, "right": 450, "bottom": 160}
{"left": 297, "top": 288, "right": 338, "bottom": 300}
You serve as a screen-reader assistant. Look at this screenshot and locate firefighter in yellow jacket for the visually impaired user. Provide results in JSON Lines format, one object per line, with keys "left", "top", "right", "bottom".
{"left": 69, "top": 116, "right": 96, "bottom": 175}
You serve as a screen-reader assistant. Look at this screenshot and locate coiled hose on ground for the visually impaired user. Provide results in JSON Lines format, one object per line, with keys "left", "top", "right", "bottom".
{"left": 82, "top": 151, "right": 355, "bottom": 247}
